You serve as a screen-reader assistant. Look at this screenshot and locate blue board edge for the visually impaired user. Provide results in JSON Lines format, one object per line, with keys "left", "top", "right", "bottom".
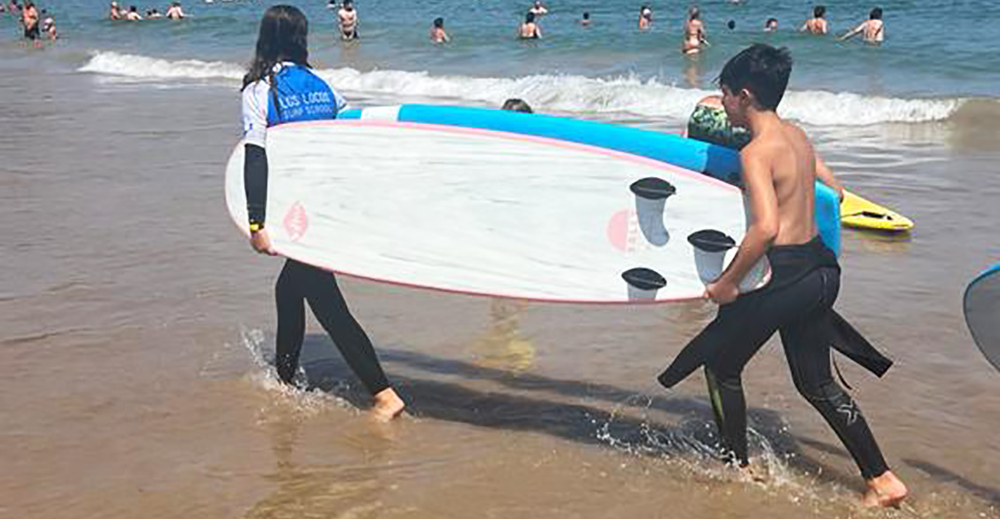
{"left": 341, "top": 104, "right": 841, "bottom": 255}
{"left": 964, "top": 263, "right": 1000, "bottom": 372}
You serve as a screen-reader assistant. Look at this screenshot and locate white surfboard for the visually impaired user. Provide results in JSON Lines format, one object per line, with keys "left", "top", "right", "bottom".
{"left": 225, "top": 120, "right": 769, "bottom": 303}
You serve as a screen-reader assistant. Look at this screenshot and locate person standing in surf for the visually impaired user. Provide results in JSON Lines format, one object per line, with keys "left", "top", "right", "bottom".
{"left": 800, "top": 5, "right": 828, "bottom": 35}
{"left": 429, "top": 17, "right": 449, "bottom": 43}
{"left": 841, "top": 7, "right": 884, "bottom": 44}
{"left": 240, "top": 5, "right": 405, "bottom": 421}
{"left": 638, "top": 5, "right": 652, "bottom": 31}
{"left": 21, "top": 1, "right": 39, "bottom": 41}
{"left": 517, "top": 11, "right": 541, "bottom": 39}
{"left": 681, "top": 6, "right": 707, "bottom": 54}
{"left": 337, "top": 0, "right": 358, "bottom": 40}
{"left": 658, "top": 44, "right": 907, "bottom": 507}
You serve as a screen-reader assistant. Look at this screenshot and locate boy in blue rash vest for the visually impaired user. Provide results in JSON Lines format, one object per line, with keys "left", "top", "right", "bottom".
{"left": 658, "top": 44, "right": 908, "bottom": 507}
{"left": 241, "top": 5, "right": 405, "bottom": 422}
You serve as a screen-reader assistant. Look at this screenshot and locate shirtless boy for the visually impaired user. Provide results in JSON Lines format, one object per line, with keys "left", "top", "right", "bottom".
{"left": 338, "top": 0, "right": 358, "bottom": 40}
{"left": 841, "top": 7, "right": 883, "bottom": 44}
{"left": 657, "top": 44, "right": 908, "bottom": 508}
{"left": 800, "top": 5, "right": 828, "bottom": 34}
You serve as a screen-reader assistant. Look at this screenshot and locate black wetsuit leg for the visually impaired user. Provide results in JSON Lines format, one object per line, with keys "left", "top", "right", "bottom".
{"left": 274, "top": 259, "right": 391, "bottom": 394}
{"left": 703, "top": 265, "right": 888, "bottom": 479}
{"left": 703, "top": 299, "right": 784, "bottom": 466}
{"left": 779, "top": 268, "right": 889, "bottom": 479}
{"left": 275, "top": 259, "right": 307, "bottom": 384}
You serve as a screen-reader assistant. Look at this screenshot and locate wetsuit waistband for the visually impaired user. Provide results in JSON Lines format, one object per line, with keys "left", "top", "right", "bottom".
{"left": 763, "top": 235, "right": 839, "bottom": 293}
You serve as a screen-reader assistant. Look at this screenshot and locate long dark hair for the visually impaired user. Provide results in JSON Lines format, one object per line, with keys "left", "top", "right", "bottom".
{"left": 242, "top": 5, "right": 310, "bottom": 89}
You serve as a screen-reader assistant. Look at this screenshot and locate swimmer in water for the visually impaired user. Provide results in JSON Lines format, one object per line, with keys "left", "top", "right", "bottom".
{"left": 108, "top": 1, "right": 122, "bottom": 19}
{"left": 841, "top": 7, "right": 884, "bottom": 44}
{"left": 21, "top": 1, "right": 39, "bottom": 40}
{"left": 338, "top": 0, "right": 359, "bottom": 40}
{"left": 528, "top": 0, "right": 547, "bottom": 16}
{"left": 125, "top": 5, "right": 142, "bottom": 20}
{"left": 579, "top": 11, "right": 591, "bottom": 26}
{"left": 430, "top": 16, "right": 449, "bottom": 43}
{"left": 681, "top": 5, "right": 708, "bottom": 54}
{"left": 638, "top": 4, "right": 652, "bottom": 30}
{"left": 518, "top": 11, "right": 541, "bottom": 39}
{"left": 40, "top": 9, "right": 56, "bottom": 39}
{"left": 764, "top": 17, "right": 778, "bottom": 32}
{"left": 800, "top": 5, "right": 828, "bottom": 34}
{"left": 165, "top": 2, "right": 185, "bottom": 19}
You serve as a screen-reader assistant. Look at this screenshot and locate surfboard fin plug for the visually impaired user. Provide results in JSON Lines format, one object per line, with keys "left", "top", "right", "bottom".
{"left": 622, "top": 267, "right": 667, "bottom": 302}
{"left": 688, "top": 229, "right": 736, "bottom": 284}
{"left": 630, "top": 177, "right": 675, "bottom": 247}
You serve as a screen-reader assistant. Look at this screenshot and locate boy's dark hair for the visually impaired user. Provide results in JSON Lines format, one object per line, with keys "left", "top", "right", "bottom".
{"left": 433, "top": 17, "right": 443, "bottom": 27}
{"left": 814, "top": 5, "right": 825, "bottom": 18}
{"left": 525, "top": 11, "right": 535, "bottom": 22}
{"left": 727, "top": 19, "right": 735, "bottom": 29}
{"left": 718, "top": 44, "right": 792, "bottom": 111}
{"left": 582, "top": 11, "right": 589, "bottom": 19}
{"left": 501, "top": 98, "right": 533, "bottom": 113}
{"left": 869, "top": 7, "right": 882, "bottom": 19}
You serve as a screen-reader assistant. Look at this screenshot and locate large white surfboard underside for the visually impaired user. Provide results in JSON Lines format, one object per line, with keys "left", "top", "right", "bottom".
{"left": 225, "top": 121, "right": 766, "bottom": 303}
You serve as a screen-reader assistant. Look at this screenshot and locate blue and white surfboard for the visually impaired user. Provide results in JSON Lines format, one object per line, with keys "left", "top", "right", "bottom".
{"left": 225, "top": 119, "right": 774, "bottom": 303}
{"left": 340, "top": 104, "right": 842, "bottom": 255}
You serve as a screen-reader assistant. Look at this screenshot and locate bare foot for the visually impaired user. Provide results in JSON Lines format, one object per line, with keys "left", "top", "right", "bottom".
{"left": 737, "top": 463, "right": 768, "bottom": 483}
{"left": 862, "top": 470, "right": 908, "bottom": 508}
{"left": 370, "top": 388, "right": 405, "bottom": 422}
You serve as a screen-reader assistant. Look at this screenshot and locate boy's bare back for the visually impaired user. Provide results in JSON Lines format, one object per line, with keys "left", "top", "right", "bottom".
{"left": 741, "top": 119, "right": 817, "bottom": 246}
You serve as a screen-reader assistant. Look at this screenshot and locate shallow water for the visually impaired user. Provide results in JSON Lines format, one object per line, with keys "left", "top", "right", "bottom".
{"left": 2, "top": 1, "right": 1000, "bottom": 517}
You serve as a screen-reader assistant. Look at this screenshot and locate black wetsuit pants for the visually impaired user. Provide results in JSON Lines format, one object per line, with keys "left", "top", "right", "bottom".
{"left": 703, "top": 251, "right": 889, "bottom": 480}
{"left": 274, "top": 259, "right": 390, "bottom": 395}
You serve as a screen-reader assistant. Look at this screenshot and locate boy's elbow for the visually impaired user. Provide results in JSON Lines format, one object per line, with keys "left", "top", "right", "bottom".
{"left": 757, "top": 220, "right": 779, "bottom": 243}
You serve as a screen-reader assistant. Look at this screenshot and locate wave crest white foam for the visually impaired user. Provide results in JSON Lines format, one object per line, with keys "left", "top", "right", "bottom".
{"left": 79, "top": 51, "right": 245, "bottom": 80}
{"left": 79, "top": 51, "right": 967, "bottom": 126}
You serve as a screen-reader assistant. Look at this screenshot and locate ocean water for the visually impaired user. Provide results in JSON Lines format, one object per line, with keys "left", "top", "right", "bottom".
{"left": 4, "top": 0, "right": 1000, "bottom": 123}
{"left": 2, "top": 0, "right": 1000, "bottom": 518}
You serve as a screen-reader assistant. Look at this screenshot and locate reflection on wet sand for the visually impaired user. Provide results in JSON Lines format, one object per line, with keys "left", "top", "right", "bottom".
{"left": 247, "top": 400, "right": 397, "bottom": 518}
{"left": 467, "top": 299, "right": 536, "bottom": 375}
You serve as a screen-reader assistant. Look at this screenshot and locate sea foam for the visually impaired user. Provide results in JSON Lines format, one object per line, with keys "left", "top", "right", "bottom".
{"left": 80, "top": 51, "right": 970, "bottom": 127}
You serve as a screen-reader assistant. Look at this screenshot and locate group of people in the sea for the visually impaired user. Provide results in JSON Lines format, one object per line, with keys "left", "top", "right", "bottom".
{"left": 315, "top": 0, "right": 885, "bottom": 48}
{"left": 3, "top": 0, "right": 188, "bottom": 43}
{"left": 108, "top": 0, "right": 185, "bottom": 21}
{"left": 520, "top": 2, "right": 885, "bottom": 51}
{"left": 238, "top": 2, "right": 909, "bottom": 510}
{"left": 3, "top": 0, "right": 56, "bottom": 41}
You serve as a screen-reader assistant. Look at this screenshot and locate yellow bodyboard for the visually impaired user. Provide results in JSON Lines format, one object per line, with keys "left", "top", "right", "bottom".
{"left": 840, "top": 190, "right": 914, "bottom": 232}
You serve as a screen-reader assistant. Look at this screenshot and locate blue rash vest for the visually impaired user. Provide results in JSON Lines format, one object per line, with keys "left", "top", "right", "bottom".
{"left": 266, "top": 64, "right": 341, "bottom": 126}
